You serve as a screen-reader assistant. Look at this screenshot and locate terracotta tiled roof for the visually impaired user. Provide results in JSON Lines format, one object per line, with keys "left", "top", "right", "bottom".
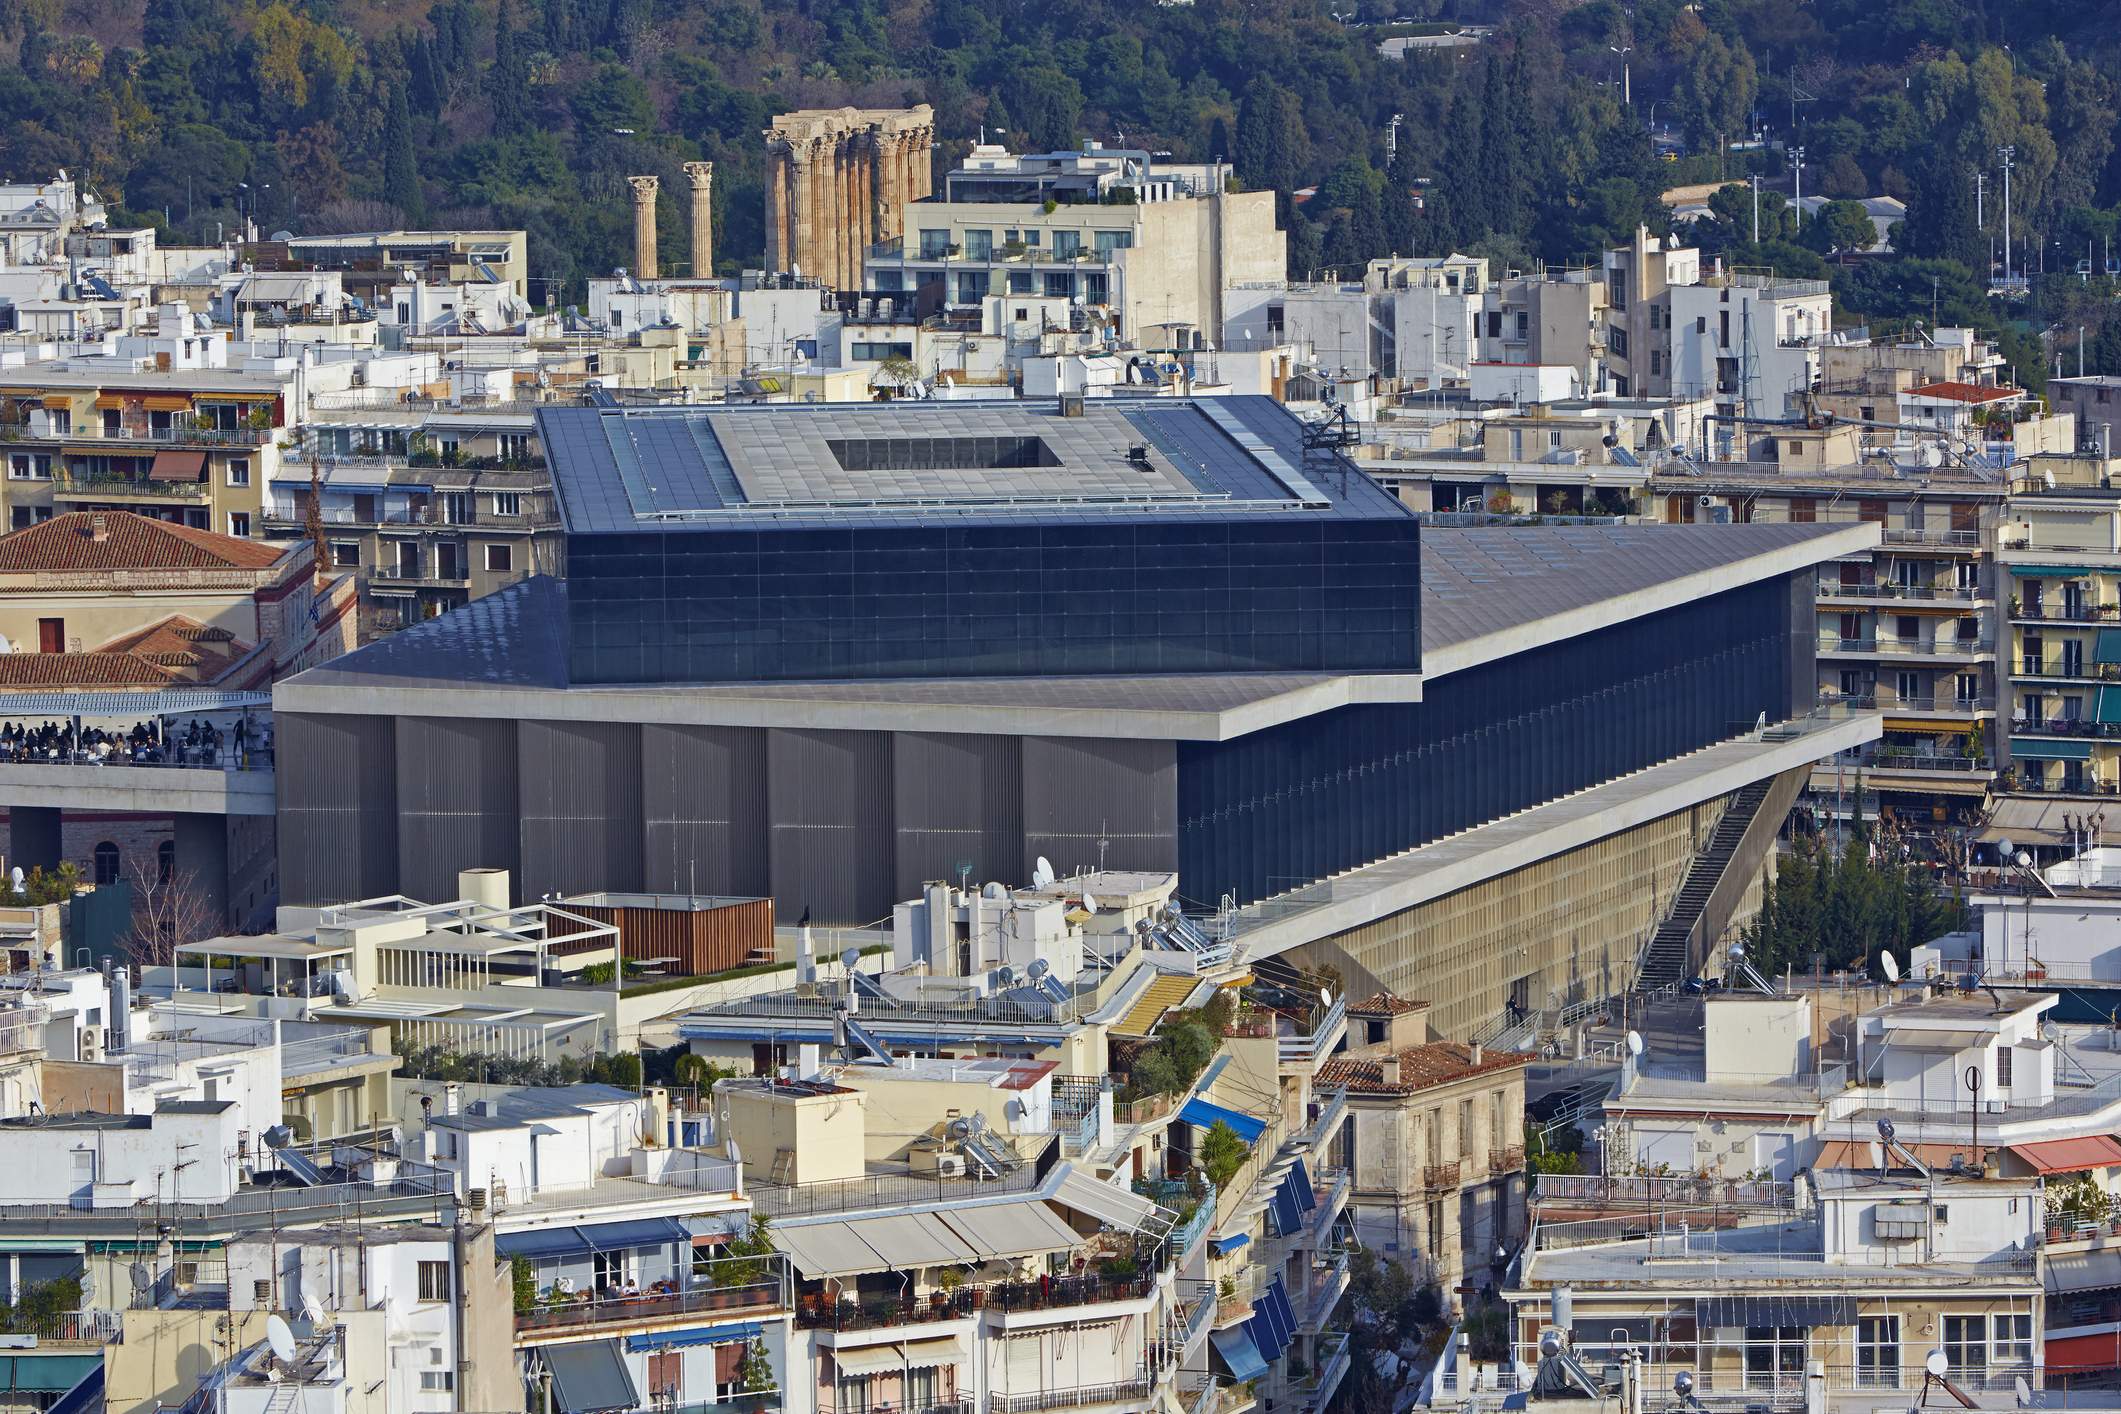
{"left": 0, "top": 512, "right": 284, "bottom": 572}
{"left": 1907, "top": 381, "right": 2017, "bottom": 404}
{"left": 0, "top": 652, "right": 178, "bottom": 688}
{"left": 1316, "top": 1042, "right": 1533, "bottom": 1095}
{"left": 1346, "top": 992, "right": 1430, "bottom": 1017}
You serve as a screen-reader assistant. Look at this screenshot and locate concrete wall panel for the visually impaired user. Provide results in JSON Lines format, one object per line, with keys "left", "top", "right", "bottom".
{"left": 277, "top": 712, "right": 397, "bottom": 905}
{"left": 641, "top": 725, "right": 769, "bottom": 897}
{"left": 395, "top": 717, "right": 518, "bottom": 904}
{"left": 890, "top": 732, "right": 1023, "bottom": 899}
{"left": 767, "top": 728, "right": 893, "bottom": 923}
{"left": 1021, "top": 736, "right": 1177, "bottom": 883}
{"left": 519, "top": 720, "right": 644, "bottom": 899}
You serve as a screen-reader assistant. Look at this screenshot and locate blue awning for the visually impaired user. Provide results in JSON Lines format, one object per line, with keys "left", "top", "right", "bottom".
{"left": 2099, "top": 629, "right": 2121, "bottom": 665}
{"left": 495, "top": 1227, "right": 591, "bottom": 1261}
{"left": 625, "top": 1321, "right": 761, "bottom": 1353}
{"left": 1211, "top": 1327, "right": 1269, "bottom": 1383}
{"left": 0, "top": 1356, "right": 101, "bottom": 1395}
{"left": 579, "top": 1218, "right": 689, "bottom": 1250}
{"left": 1288, "top": 1156, "right": 1317, "bottom": 1214}
{"left": 1209, "top": 1232, "right": 1251, "bottom": 1256}
{"left": 1178, "top": 1097, "right": 1266, "bottom": 1144}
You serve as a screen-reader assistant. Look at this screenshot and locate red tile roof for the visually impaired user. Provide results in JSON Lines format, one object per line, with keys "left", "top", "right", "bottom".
{"left": 1907, "top": 381, "right": 2017, "bottom": 404}
{"left": 0, "top": 652, "right": 179, "bottom": 688}
{"left": 0, "top": 512, "right": 285, "bottom": 572}
{"left": 1316, "top": 1042, "right": 1533, "bottom": 1095}
{"left": 1347, "top": 993, "right": 1430, "bottom": 1017}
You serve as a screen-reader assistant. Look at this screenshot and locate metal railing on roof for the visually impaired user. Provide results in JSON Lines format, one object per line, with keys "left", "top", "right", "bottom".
{"left": 748, "top": 1136, "right": 1056, "bottom": 1219}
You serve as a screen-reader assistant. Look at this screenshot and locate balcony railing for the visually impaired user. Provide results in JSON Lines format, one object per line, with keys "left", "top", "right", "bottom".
{"left": 1819, "top": 582, "right": 1985, "bottom": 602}
{"left": 1882, "top": 527, "right": 1982, "bottom": 547}
{"left": 51, "top": 470, "right": 212, "bottom": 498}
{"left": 1488, "top": 1144, "right": 1526, "bottom": 1173}
{"left": 2013, "top": 717, "right": 2121, "bottom": 739}
{"left": 1820, "top": 693, "right": 1995, "bottom": 715}
{"left": 2009, "top": 776, "right": 2121, "bottom": 797}
{"left": 988, "top": 1375, "right": 1154, "bottom": 1413}
{"left": 372, "top": 565, "right": 471, "bottom": 587}
{"left": 1423, "top": 1161, "right": 1461, "bottom": 1193}
{"left": 516, "top": 1274, "right": 787, "bottom": 1335}
{"left": 796, "top": 1273, "right": 1152, "bottom": 1331}
{"left": 1821, "top": 635, "right": 1992, "bottom": 657}
{"left": 2014, "top": 602, "right": 2119, "bottom": 622}
{"left": 1277, "top": 997, "right": 1346, "bottom": 1066}
{"left": 1861, "top": 753, "right": 1995, "bottom": 774}
{"left": 55, "top": 424, "right": 271, "bottom": 448}
{"left": 1529, "top": 1173, "right": 1798, "bottom": 1211}
{"left": 2013, "top": 659, "right": 2119, "bottom": 679}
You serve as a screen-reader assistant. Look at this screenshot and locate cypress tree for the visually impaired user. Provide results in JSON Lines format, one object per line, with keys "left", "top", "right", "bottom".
{"left": 383, "top": 84, "right": 427, "bottom": 223}
{"left": 491, "top": 0, "right": 527, "bottom": 135}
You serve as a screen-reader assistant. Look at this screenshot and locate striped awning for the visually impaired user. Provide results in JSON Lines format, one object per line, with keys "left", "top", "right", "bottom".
{"left": 1698, "top": 1295, "right": 1856, "bottom": 1328}
{"left": 2015, "top": 739, "right": 2093, "bottom": 761}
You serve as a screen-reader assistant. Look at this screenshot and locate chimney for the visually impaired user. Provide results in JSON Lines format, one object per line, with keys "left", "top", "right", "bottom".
{"left": 683, "top": 162, "right": 714, "bottom": 278}
{"left": 1470, "top": 1040, "right": 1483, "bottom": 1067}
{"left": 88, "top": 513, "right": 109, "bottom": 542}
{"left": 1379, "top": 1054, "right": 1402, "bottom": 1087}
{"left": 628, "top": 175, "right": 661, "bottom": 281}
{"left": 443, "top": 1081, "right": 461, "bottom": 1116}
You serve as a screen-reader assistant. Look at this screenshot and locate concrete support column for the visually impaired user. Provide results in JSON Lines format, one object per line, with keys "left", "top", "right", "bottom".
{"left": 627, "top": 174, "right": 660, "bottom": 280}
{"left": 683, "top": 161, "right": 714, "bottom": 278}
{"left": 173, "top": 812, "right": 231, "bottom": 931}
{"left": 8, "top": 806, "right": 60, "bottom": 874}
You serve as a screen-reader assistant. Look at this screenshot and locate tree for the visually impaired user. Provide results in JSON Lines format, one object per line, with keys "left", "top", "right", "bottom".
{"left": 1381, "top": 139, "right": 1419, "bottom": 258}
{"left": 1198, "top": 1120, "right": 1250, "bottom": 1189}
{"left": 1899, "top": 148, "right": 1983, "bottom": 271}
{"left": 1809, "top": 198, "right": 1878, "bottom": 254}
{"left": 1676, "top": 32, "right": 1756, "bottom": 152}
{"left": 382, "top": 83, "right": 425, "bottom": 223}
{"left": 123, "top": 855, "right": 217, "bottom": 971}
{"left": 490, "top": 0, "right": 528, "bottom": 135}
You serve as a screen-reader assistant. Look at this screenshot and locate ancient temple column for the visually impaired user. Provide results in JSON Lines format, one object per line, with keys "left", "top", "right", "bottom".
{"left": 877, "top": 131, "right": 904, "bottom": 244}
{"left": 627, "top": 174, "right": 660, "bottom": 279}
{"left": 683, "top": 161, "right": 714, "bottom": 278}
{"left": 764, "top": 148, "right": 786, "bottom": 271}
{"left": 802, "top": 139, "right": 827, "bottom": 279}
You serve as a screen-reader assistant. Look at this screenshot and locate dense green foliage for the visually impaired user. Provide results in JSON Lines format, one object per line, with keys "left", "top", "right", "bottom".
{"left": 1738, "top": 835, "right": 1969, "bottom": 982}
{"left": 6, "top": 0, "right": 2121, "bottom": 363}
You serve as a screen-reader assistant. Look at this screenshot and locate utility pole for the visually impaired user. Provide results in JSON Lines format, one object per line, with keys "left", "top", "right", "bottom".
{"left": 1999, "top": 144, "right": 2016, "bottom": 284}
{"left": 1974, "top": 171, "right": 1985, "bottom": 231}
{"left": 1751, "top": 174, "right": 1760, "bottom": 244}
{"left": 1791, "top": 146, "right": 1806, "bottom": 225}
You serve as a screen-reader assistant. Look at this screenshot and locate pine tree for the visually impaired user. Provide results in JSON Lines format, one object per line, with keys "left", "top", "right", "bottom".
{"left": 1901, "top": 148, "right": 1982, "bottom": 272}
{"left": 1381, "top": 140, "right": 1419, "bottom": 257}
{"left": 383, "top": 84, "right": 427, "bottom": 223}
{"left": 1435, "top": 84, "right": 1486, "bottom": 246}
{"left": 491, "top": 0, "right": 527, "bottom": 134}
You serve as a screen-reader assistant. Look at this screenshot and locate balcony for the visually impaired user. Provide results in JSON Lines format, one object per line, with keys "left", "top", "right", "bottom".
{"left": 1819, "top": 582, "right": 1987, "bottom": 604}
{"left": 796, "top": 1273, "right": 1154, "bottom": 1332}
{"left": 1423, "top": 1161, "right": 1462, "bottom": 1194}
{"left": 370, "top": 565, "right": 471, "bottom": 591}
{"left": 2005, "top": 775, "right": 2121, "bottom": 797}
{"left": 1288, "top": 1332, "right": 1352, "bottom": 1410}
{"left": 1820, "top": 692, "right": 1996, "bottom": 718}
{"left": 988, "top": 1375, "right": 1154, "bottom": 1413}
{"left": 1274, "top": 996, "right": 1346, "bottom": 1070}
{"left": 1881, "top": 527, "right": 1983, "bottom": 549}
{"left": 51, "top": 469, "right": 212, "bottom": 499}
{"left": 1488, "top": 1144, "right": 1526, "bottom": 1174}
{"left": 2013, "top": 601, "right": 2119, "bottom": 623}
{"left": 515, "top": 1272, "right": 787, "bottom": 1341}
{"left": 1819, "top": 634, "right": 1992, "bottom": 658}
{"left": 2014, "top": 717, "right": 2121, "bottom": 739}
{"left": 1298, "top": 1251, "right": 1350, "bottom": 1331}
{"left": 1858, "top": 752, "right": 1996, "bottom": 776}
{"left": 50, "top": 424, "right": 271, "bottom": 449}
{"left": 2012, "top": 658, "right": 2118, "bottom": 681}
{"left": 1299, "top": 1089, "right": 1348, "bottom": 1152}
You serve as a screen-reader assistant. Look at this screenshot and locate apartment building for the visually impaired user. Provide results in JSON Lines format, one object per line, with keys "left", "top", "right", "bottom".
{"left": 272, "top": 229, "right": 531, "bottom": 302}
{"left": 865, "top": 142, "right": 1283, "bottom": 346}
{"left": 1668, "top": 272, "right": 1834, "bottom": 422}
{"left": 1600, "top": 224, "right": 1700, "bottom": 399}
{"left": 1316, "top": 994, "right": 1528, "bottom": 1307}
{"left": 2048, "top": 375, "right": 2121, "bottom": 453}
{"left": 1996, "top": 476, "right": 2121, "bottom": 801}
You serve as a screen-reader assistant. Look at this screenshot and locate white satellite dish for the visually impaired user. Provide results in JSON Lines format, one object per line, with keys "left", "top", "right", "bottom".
{"left": 1032, "top": 856, "right": 1056, "bottom": 889}
{"left": 2016, "top": 1375, "right": 2033, "bottom": 1407}
{"left": 1926, "top": 1350, "right": 1949, "bottom": 1380}
{"left": 266, "top": 1313, "right": 297, "bottom": 1364}
{"left": 1625, "top": 1030, "right": 1644, "bottom": 1057}
{"left": 1868, "top": 1140, "right": 1886, "bottom": 1171}
{"left": 1319, "top": 987, "right": 1332, "bottom": 1008}
{"left": 301, "top": 1292, "right": 325, "bottom": 1324}
{"left": 1083, "top": 893, "right": 1098, "bottom": 913}
{"left": 1880, "top": 951, "right": 1901, "bottom": 984}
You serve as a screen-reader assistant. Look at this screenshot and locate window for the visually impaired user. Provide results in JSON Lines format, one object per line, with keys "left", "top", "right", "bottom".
{"left": 1991, "top": 1313, "right": 2032, "bottom": 1365}
{"left": 1650, "top": 350, "right": 1662, "bottom": 375}
{"left": 485, "top": 544, "right": 513, "bottom": 573}
{"left": 8, "top": 453, "right": 51, "bottom": 480}
{"left": 1895, "top": 671, "right": 1921, "bottom": 703}
{"left": 2023, "top": 693, "right": 2046, "bottom": 726}
{"left": 917, "top": 229, "right": 950, "bottom": 259}
{"left": 1744, "top": 1327, "right": 1806, "bottom": 1390}
{"left": 1957, "top": 673, "right": 1980, "bottom": 705}
{"left": 1957, "top": 561, "right": 1980, "bottom": 591}
{"left": 226, "top": 457, "right": 251, "bottom": 487}
{"left": 439, "top": 492, "right": 472, "bottom": 525}
{"left": 419, "top": 1372, "right": 454, "bottom": 1392}
{"left": 1997, "top": 1045, "right": 2014, "bottom": 1087}
{"left": 1943, "top": 1315, "right": 1986, "bottom": 1377}
{"left": 92, "top": 842, "right": 120, "bottom": 886}
{"left": 963, "top": 229, "right": 992, "bottom": 259}
{"left": 416, "top": 1260, "right": 450, "bottom": 1302}
{"left": 157, "top": 840, "right": 174, "bottom": 884}
{"left": 228, "top": 512, "right": 250, "bottom": 538}
{"left": 2063, "top": 695, "right": 2084, "bottom": 723}
{"left": 1458, "top": 1097, "right": 1473, "bottom": 1159}
{"left": 331, "top": 542, "right": 360, "bottom": 567}
{"left": 1093, "top": 229, "right": 1133, "bottom": 254}
{"left": 2064, "top": 640, "right": 2086, "bottom": 676}
{"left": 1051, "top": 230, "right": 1082, "bottom": 259}
{"left": 1857, "top": 1315, "right": 1900, "bottom": 1388}
{"left": 592, "top": 1250, "right": 631, "bottom": 1290}
{"left": 489, "top": 492, "right": 521, "bottom": 518}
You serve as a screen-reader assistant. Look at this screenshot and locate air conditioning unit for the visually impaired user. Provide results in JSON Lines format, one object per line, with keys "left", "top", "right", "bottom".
{"left": 930, "top": 1152, "right": 967, "bottom": 1179}
{"left": 77, "top": 1025, "right": 103, "bottom": 1062}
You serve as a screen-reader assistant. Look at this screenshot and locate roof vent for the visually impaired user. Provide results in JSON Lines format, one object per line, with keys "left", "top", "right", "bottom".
{"left": 1379, "top": 1054, "right": 1402, "bottom": 1087}
{"left": 88, "top": 514, "right": 109, "bottom": 542}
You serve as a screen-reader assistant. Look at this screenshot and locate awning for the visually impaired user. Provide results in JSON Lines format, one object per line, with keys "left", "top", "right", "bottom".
{"left": 1697, "top": 1295, "right": 1856, "bottom": 1328}
{"left": 0, "top": 1355, "right": 99, "bottom": 1393}
{"left": 1977, "top": 796, "right": 2074, "bottom": 846}
{"left": 92, "top": 394, "right": 126, "bottom": 410}
{"left": 2010, "top": 565, "right": 2083, "bottom": 577}
{"left": 2099, "top": 629, "right": 2121, "bottom": 665}
{"left": 2015, "top": 739, "right": 2093, "bottom": 761}
{"left": 1885, "top": 1027, "right": 1992, "bottom": 1050}
{"left": 2099, "top": 688, "right": 2121, "bottom": 725}
{"left": 577, "top": 1217, "right": 689, "bottom": 1251}
{"left": 769, "top": 1221, "right": 881, "bottom": 1280}
{"left": 148, "top": 449, "right": 205, "bottom": 481}
{"left": 543, "top": 1339, "right": 639, "bottom": 1414}
{"left": 142, "top": 395, "right": 192, "bottom": 413}
{"left": 1210, "top": 1232, "right": 1251, "bottom": 1255}
{"left": 1884, "top": 717, "right": 1976, "bottom": 733}
{"left": 191, "top": 391, "right": 260, "bottom": 403}
{"left": 1052, "top": 1166, "right": 1160, "bottom": 1233}
{"left": 1248, "top": 1276, "right": 1297, "bottom": 1361}
{"left": 624, "top": 1321, "right": 761, "bottom": 1353}
{"left": 1210, "top": 1327, "right": 1269, "bottom": 1383}
{"left": 2045, "top": 1246, "right": 2121, "bottom": 1295}
{"left": 40, "top": 395, "right": 72, "bottom": 409}
{"left": 831, "top": 1345, "right": 911, "bottom": 1378}
{"left": 845, "top": 1213, "right": 976, "bottom": 1269}
{"left": 900, "top": 1335, "right": 969, "bottom": 1369}
{"left": 935, "top": 1200, "right": 1085, "bottom": 1261}
{"left": 1178, "top": 1097, "right": 1267, "bottom": 1144}
{"left": 495, "top": 1227, "right": 592, "bottom": 1261}
{"left": 2009, "top": 1136, "right": 2121, "bottom": 1174}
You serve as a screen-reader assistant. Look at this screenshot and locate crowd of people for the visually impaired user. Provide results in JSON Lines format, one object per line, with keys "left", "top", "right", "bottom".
{"left": 0, "top": 717, "right": 272, "bottom": 768}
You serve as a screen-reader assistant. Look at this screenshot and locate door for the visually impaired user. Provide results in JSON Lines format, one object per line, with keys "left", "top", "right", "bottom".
{"left": 647, "top": 1350, "right": 680, "bottom": 1406}
{"left": 1752, "top": 1132, "right": 1798, "bottom": 1180}
{"left": 37, "top": 619, "right": 63, "bottom": 654}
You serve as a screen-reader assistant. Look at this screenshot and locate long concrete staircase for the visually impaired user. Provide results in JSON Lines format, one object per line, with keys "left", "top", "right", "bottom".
{"left": 1632, "top": 780, "right": 1775, "bottom": 993}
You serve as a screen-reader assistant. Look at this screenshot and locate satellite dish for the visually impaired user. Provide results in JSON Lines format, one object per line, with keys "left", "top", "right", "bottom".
{"left": 1868, "top": 1141, "right": 1886, "bottom": 1171}
{"left": 1625, "top": 1030, "right": 1644, "bottom": 1057}
{"left": 266, "top": 1314, "right": 297, "bottom": 1364}
{"left": 1033, "top": 856, "right": 1056, "bottom": 888}
{"left": 1881, "top": 952, "right": 1901, "bottom": 984}
{"left": 1926, "top": 1350, "right": 1949, "bottom": 1380}
{"left": 1320, "top": 987, "right": 1332, "bottom": 1008}
{"left": 1082, "top": 893, "right": 1098, "bottom": 913}
{"left": 129, "top": 1263, "right": 152, "bottom": 1294}
{"left": 301, "top": 1292, "right": 326, "bottom": 1324}
{"left": 839, "top": 948, "right": 860, "bottom": 972}
{"left": 2016, "top": 1375, "right": 2033, "bottom": 1407}
{"left": 1538, "top": 1330, "right": 1564, "bottom": 1359}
